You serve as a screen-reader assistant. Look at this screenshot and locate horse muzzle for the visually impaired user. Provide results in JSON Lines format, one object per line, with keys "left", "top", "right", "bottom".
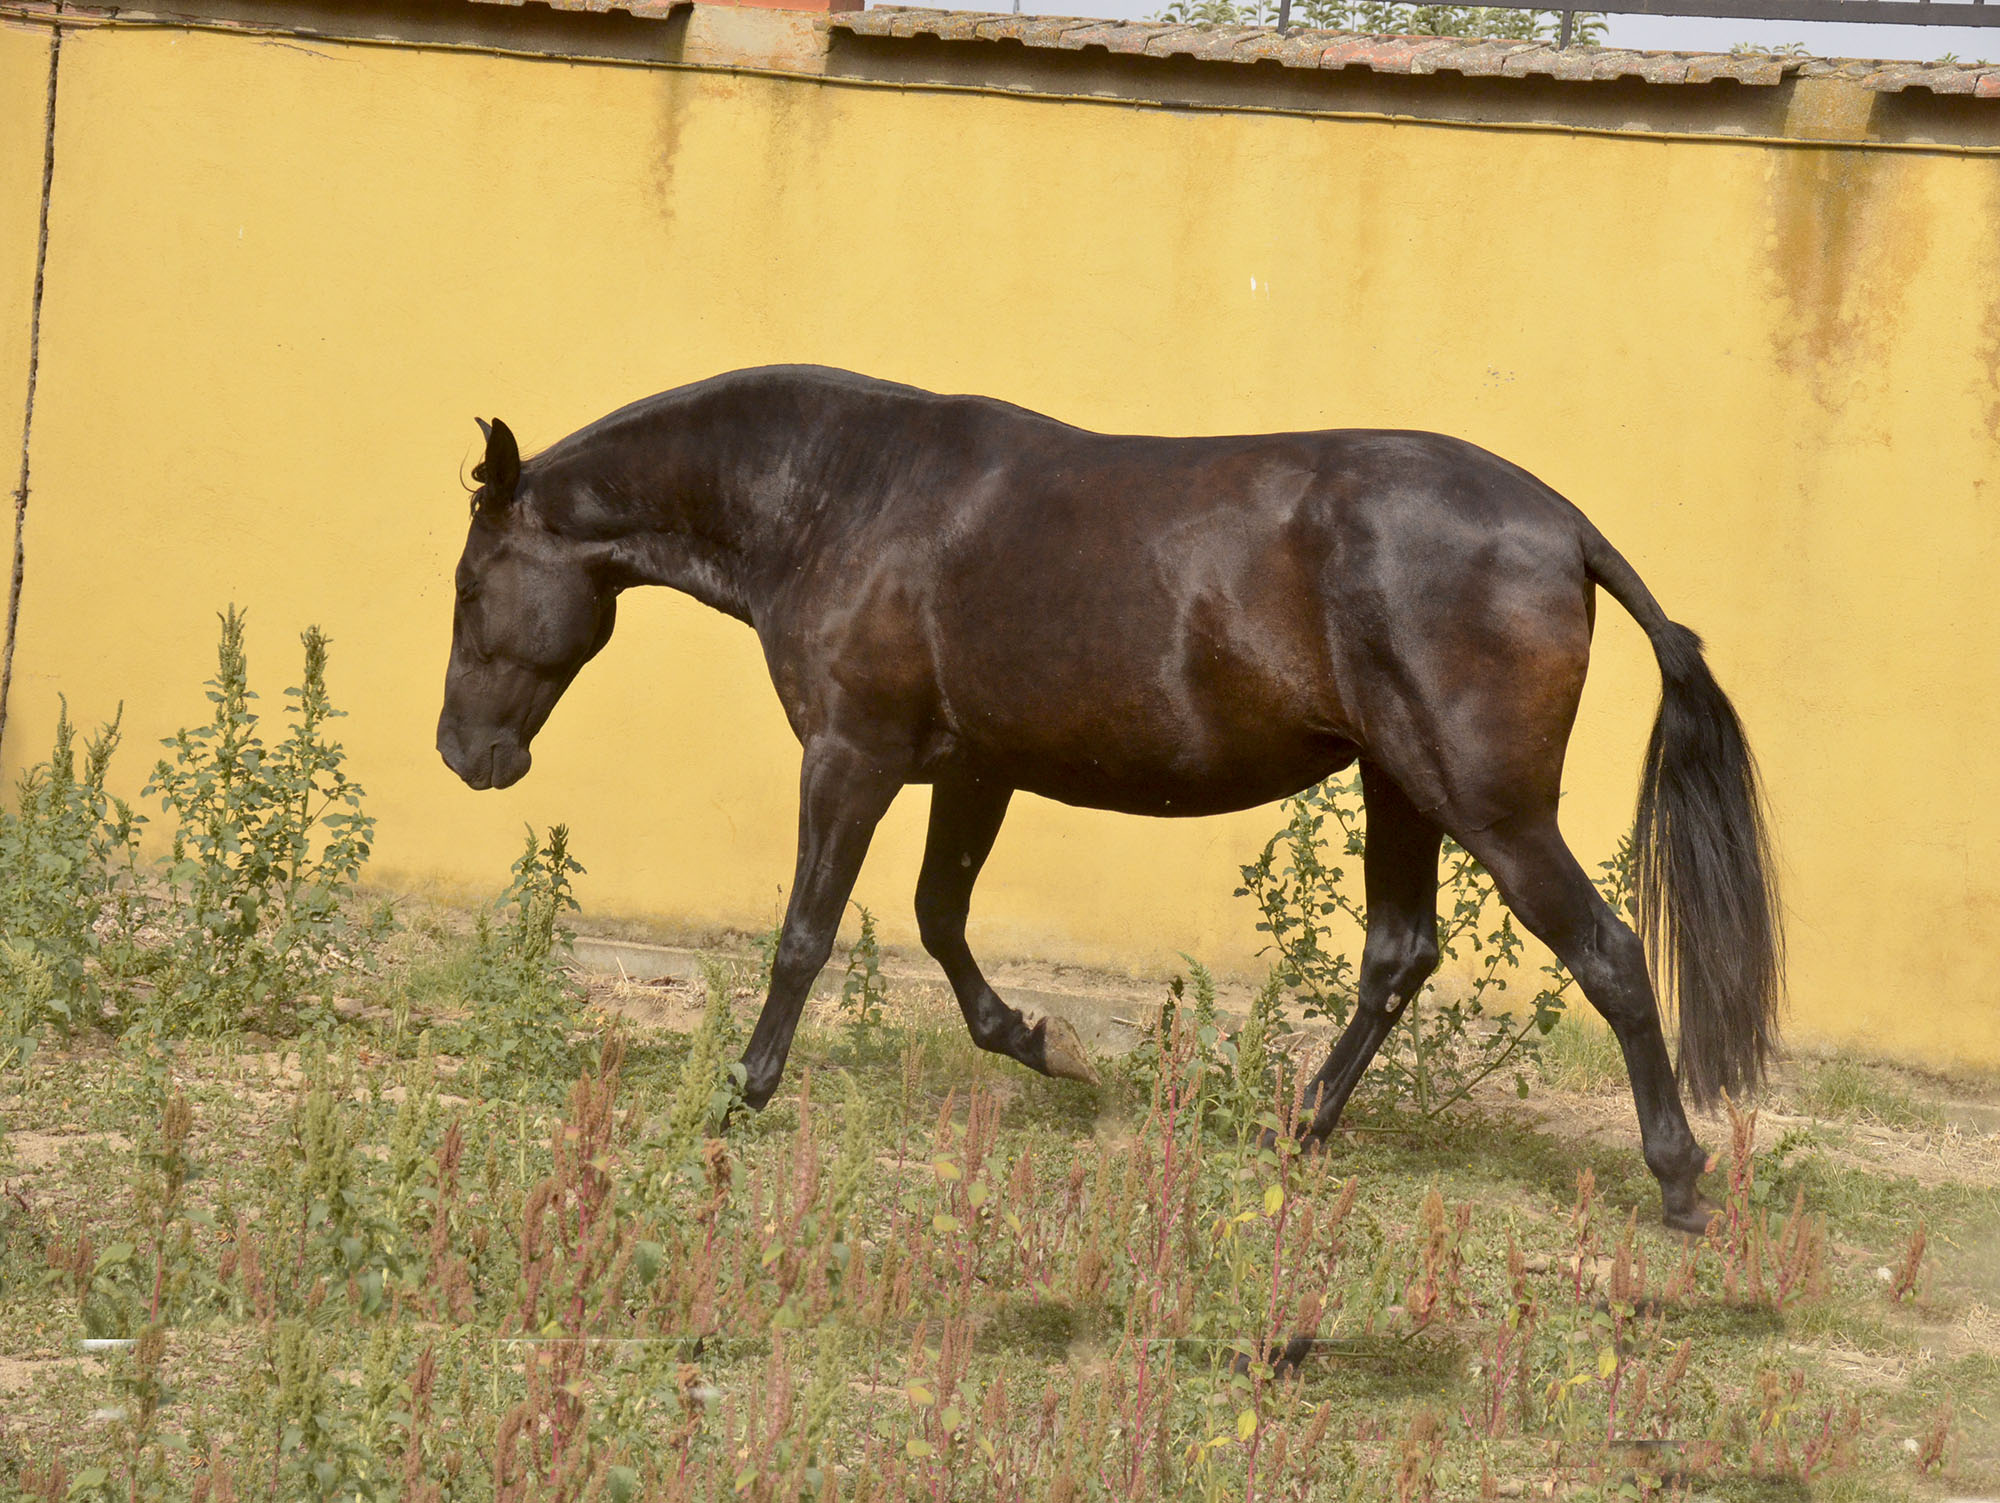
{"left": 437, "top": 721, "right": 532, "bottom": 791}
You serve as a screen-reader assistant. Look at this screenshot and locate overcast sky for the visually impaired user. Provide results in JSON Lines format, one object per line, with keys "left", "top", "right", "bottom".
{"left": 897, "top": 0, "right": 1999, "bottom": 64}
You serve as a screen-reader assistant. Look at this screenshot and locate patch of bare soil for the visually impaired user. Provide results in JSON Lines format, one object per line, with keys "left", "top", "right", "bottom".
{"left": 1506, "top": 1083, "right": 2000, "bottom": 1191}
{"left": 0, "top": 1354, "right": 86, "bottom": 1395}
{"left": 584, "top": 972, "right": 713, "bottom": 1033}
{"left": 5, "top": 1130, "right": 132, "bottom": 1173}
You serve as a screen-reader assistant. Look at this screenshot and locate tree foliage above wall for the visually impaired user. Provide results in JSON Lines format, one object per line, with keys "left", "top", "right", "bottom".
{"left": 1151, "top": 0, "right": 1608, "bottom": 44}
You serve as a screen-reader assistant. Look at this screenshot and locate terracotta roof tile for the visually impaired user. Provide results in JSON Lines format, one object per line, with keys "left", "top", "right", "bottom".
{"left": 1422, "top": 40, "right": 1542, "bottom": 78}
{"left": 1138, "top": 25, "right": 1207, "bottom": 59}
{"left": 965, "top": 12, "right": 1039, "bottom": 39}
{"left": 921, "top": 11, "right": 985, "bottom": 39}
{"left": 832, "top": 8, "right": 2000, "bottom": 99}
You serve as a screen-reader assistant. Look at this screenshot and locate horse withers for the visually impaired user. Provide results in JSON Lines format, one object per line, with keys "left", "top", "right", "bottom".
{"left": 437, "top": 366, "right": 1781, "bottom": 1233}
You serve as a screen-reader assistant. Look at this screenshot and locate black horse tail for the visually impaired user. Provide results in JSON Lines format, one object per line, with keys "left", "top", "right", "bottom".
{"left": 1580, "top": 527, "right": 1783, "bottom": 1108}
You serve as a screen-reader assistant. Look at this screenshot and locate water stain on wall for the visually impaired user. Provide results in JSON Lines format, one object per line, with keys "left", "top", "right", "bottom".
{"left": 1762, "top": 148, "right": 1929, "bottom": 420}
{"left": 647, "top": 72, "right": 695, "bottom": 235}
{"left": 1977, "top": 170, "right": 2000, "bottom": 442}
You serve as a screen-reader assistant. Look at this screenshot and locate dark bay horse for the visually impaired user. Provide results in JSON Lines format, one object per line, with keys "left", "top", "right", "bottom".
{"left": 437, "top": 365, "right": 1781, "bottom": 1232}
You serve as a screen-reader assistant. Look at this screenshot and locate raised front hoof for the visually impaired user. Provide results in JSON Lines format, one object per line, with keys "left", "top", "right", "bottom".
{"left": 1029, "top": 1015, "right": 1101, "bottom": 1086}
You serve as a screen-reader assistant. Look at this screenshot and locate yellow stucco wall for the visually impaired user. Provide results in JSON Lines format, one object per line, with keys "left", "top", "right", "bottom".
{"left": 3, "top": 24, "right": 1997, "bottom": 1067}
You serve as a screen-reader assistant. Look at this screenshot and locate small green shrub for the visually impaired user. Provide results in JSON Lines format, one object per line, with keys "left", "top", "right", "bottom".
{"left": 0, "top": 940, "right": 55, "bottom": 1072}
{"left": 1128, "top": 958, "right": 1291, "bottom": 1145}
{"left": 143, "top": 607, "right": 378, "bottom": 1036}
{"left": 1238, "top": 768, "right": 1633, "bottom": 1118}
{"left": 443, "top": 823, "right": 591, "bottom": 1091}
{"left": 0, "top": 699, "right": 145, "bottom": 1045}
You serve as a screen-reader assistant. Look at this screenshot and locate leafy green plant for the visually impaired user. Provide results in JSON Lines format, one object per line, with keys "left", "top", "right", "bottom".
{"left": 1130, "top": 958, "right": 1291, "bottom": 1145}
{"left": 1239, "top": 769, "right": 1633, "bottom": 1118}
{"left": 287, "top": 1050, "right": 404, "bottom": 1316}
{"left": 0, "top": 941, "right": 55, "bottom": 1075}
{"left": 447, "top": 824, "right": 591, "bottom": 1091}
{"left": 838, "top": 902, "right": 889, "bottom": 1032}
{"left": 1237, "top": 778, "right": 1365, "bottom": 1028}
{"left": 144, "top": 608, "right": 377, "bottom": 1036}
{"left": 0, "top": 699, "right": 145, "bottom": 1046}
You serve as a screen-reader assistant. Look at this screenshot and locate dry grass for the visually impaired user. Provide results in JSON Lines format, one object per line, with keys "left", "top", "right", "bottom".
{"left": 0, "top": 921, "right": 1996, "bottom": 1501}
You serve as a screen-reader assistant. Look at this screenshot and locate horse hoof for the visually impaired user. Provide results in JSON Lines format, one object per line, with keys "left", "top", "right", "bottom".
{"left": 1035, "top": 1015, "right": 1101, "bottom": 1086}
{"left": 1662, "top": 1195, "right": 1719, "bottom": 1237}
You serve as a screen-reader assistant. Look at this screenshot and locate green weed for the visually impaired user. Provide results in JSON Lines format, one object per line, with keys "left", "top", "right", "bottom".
{"left": 1238, "top": 769, "right": 1633, "bottom": 1119}
{"left": 439, "top": 823, "right": 591, "bottom": 1094}
{"left": 0, "top": 699, "right": 144, "bottom": 1051}
{"left": 837, "top": 902, "right": 888, "bottom": 1031}
{"left": 143, "top": 608, "right": 379, "bottom": 1037}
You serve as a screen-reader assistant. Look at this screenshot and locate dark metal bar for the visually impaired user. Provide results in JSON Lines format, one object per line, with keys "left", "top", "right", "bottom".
{"left": 1558, "top": 7, "right": 1574, "bottom": 43}
{"left": 1277, "top": 0, "right": 1291, "bottom": 32}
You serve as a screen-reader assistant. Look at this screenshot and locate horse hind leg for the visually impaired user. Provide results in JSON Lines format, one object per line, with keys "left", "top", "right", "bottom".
{"left": 1456, "top": 811, "right": 1713, "bottom": 1233}
{"left": 1245, "top": 763, "right": 1439, "bottom": 1383}
{"left": 914, "top": 775, "right": 1097, "bottom": 1085}
{"left": 1295, "top": 763, "right": 1444, "bottom": 1145}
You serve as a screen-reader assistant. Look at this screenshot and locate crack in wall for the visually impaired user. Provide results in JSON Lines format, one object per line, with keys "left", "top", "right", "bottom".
{"left": 0, "top": 1, "right": 63, "bottom": 757}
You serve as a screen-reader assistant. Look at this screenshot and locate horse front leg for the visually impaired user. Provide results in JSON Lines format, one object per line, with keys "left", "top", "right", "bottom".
{"left": 739, "top": 736, "right": 904, "bottom": 1111}
{"left": 914, "top": 775, "right": 1098, "bottom": 1085}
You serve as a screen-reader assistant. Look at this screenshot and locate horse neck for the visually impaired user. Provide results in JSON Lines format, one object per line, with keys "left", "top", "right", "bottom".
{"left": 577, "top": 384, "right": 837, "bottom": 626}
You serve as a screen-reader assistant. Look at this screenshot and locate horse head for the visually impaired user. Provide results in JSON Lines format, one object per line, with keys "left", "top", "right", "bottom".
{"left": 436, "top": 417, "right": 618, "bottom": 790}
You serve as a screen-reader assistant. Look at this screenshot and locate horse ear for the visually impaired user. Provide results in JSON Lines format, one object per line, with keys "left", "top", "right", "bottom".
{"left": 474, "top": 417, "right": 520, "bottom": 506}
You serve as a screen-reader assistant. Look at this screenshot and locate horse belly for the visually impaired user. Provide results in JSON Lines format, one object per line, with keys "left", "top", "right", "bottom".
{"left": 941, "top": 656, "right": 1352, "bottom": 817}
